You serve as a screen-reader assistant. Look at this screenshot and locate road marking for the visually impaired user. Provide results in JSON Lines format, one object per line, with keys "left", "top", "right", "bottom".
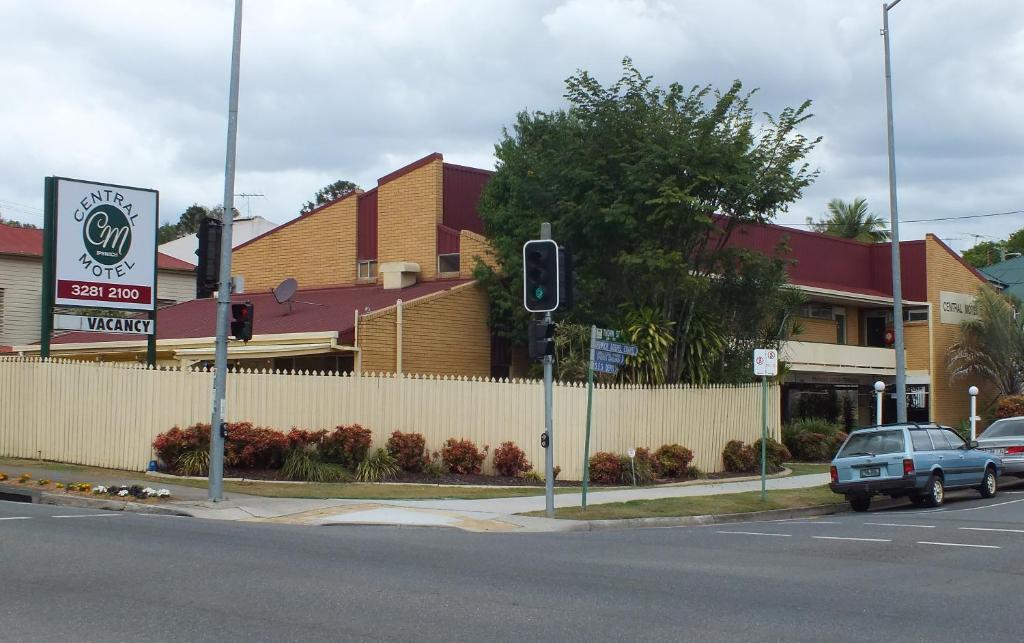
{"left": 716, "top": 530, "right": 791, "bottom": 537}
{"left": 0, "top": 516, "right": 31, "bottom": 521}
{"left": 864, "top": 522, "right": 935, "bottom": 528}
{"left": 777, "top": 520, "right": 840, "bottom": 524}
{"left": 917, "top": 541, "right": 1001, "bottom": 549}
{"left": 959, "top": 527, "right": 1024, "bottom": 534}
{"left": 51, "top": 513, "right": 121, "bottom": 519}
{"left": 939, "top": 498, "right": 1024, "bottom": 513}
{"left": 813, "top": 536, "right": 892, "bottom": 543}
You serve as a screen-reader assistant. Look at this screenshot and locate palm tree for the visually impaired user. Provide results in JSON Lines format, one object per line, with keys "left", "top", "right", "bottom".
{"left": 947, "top": 287, "right": 1024, "bottom": 397}
{"left": 806, "top": 198, "right": 891, "bottom": 243}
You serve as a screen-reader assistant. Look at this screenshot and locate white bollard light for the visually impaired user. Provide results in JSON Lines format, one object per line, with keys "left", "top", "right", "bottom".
{"left": 969, "top": 386, "right": 979, "bottom": 441}
{"left": 874, "top": 381, "right": 885, "bottom": 426}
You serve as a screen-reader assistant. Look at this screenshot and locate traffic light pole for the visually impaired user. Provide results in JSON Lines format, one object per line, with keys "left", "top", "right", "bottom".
{"left": 208, "top": 0, "right": 243, "bottom": 502}
{"left": 543, "top": 311, "right": 555, "bottom": 518}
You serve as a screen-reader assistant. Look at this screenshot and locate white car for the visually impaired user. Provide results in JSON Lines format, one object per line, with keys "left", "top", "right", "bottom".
{"left": 976, "top": 417, "right": 1024, "bottom": 477}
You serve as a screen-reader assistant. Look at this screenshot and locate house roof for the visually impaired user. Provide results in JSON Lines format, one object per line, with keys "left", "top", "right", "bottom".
{"left": 981, "top": 255, "right": 1024, "bottom": 300}
{"left": 50, "top": 278, "right": 472, "bottom": 345}
{"left": 0, "top": 222, "right": 195, "bottom": 271}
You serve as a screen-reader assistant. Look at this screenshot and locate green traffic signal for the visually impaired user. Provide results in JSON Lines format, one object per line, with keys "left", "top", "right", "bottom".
{"left": 534, "top": 286, "right": 545, "bottom": 300}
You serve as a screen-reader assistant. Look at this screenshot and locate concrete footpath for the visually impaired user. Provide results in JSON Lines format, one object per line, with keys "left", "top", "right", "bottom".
{"left": 0, "top": 459, "right": 831, "bottom": 532}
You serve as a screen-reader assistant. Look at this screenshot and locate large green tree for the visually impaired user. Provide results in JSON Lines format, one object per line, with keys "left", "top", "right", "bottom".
{"left": 947, "top": 286, "right": 1024, "bottom": 397}
{"left": 158, "top": 204, "right": 212, "bottom": 244}
{"left": 300, "top": 180, "right": 360, "bottom": 214}
{"left": 963, "top": 240, "right": 1005, "bottom": 269}
{"left": 806, "top": 197, "right": 890, "bottom": 242}
{"left": 476, "top": 59, "right": 819, "bottom": 384}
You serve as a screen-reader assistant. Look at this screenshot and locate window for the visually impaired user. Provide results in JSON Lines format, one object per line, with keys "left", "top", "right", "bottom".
{"left": 903, "top": 307, "right": 928, "bottom": 322}
{"left": 357, "top": 260, "right": 377, "bottom": 280}
{"left": 981, "top": 418, "right": 1024, "bottom": 438}
{"left": 927, "top": 428, "right": 951, "bottom": 450}
{"left": 839, "top": 430, "right": 905, "bottom": 457}
{"left": 910, "top": 430, "right": 933, "bottom": 452}
{"left": 835, "top": 310, "right": 847, "bottom": 345}
{"left": 799, "top": 303, "right": 835, "bottom": 320}
{"left": 437, "top": 253, "right": 460, "bottom": 274}
{"left": 943, "top": 429, "right": 967, "bottom": 450}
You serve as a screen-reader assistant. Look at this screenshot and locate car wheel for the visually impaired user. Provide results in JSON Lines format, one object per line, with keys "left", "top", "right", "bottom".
{"left": 850, "top": 496, "right": 871, "bottom": 512}
{"left": 924, "top": 475, "right": 944, "bottom": 507}
{"left": 909, "top": 495, "right": 928, "bottom": 507}
{"left": 979, "top": 467, "right": 998, "bottom": 499}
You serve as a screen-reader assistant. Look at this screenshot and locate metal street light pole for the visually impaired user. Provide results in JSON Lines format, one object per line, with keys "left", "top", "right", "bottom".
{"left": 882, "top": 0, "right": 908, "bottom": 423}
{"left": 208, "top": 0, "right": 244, "bottom": 501}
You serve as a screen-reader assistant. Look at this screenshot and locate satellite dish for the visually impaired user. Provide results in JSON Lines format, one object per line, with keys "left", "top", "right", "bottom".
{"left": 273, "top": 278, "right": 298, "bottom": 304}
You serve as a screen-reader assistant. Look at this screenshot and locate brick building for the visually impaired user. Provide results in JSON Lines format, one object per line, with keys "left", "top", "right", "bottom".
{"left": 25, "top": 152, "right": 992, "bottom": 427}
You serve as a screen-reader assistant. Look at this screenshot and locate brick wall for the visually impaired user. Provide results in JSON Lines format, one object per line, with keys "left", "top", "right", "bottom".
{"left": 232, "top": 195, "right": 358, "bottom": 292}
{"left": 459, "top": 230, "right": 497, "bottom": 278}
{"left": 845, "top": 307, "right": 860, "bottom": 345}
{"left": 356, "top": 282, "right": 491, "bottom": 377}
{"left": 925, "top": 234, "right": 990, "bottom": 426}
{"left": 903, "top": 322, "right": 930, "bottom": 372}
{"left": 797, "top": 317, "right": 839, "bottom": 344}
{"left": 358, "top": 308, "right": 397, "bottom": 374}
{"left": 378, "top": 158, "right": 443, "bottom": 280}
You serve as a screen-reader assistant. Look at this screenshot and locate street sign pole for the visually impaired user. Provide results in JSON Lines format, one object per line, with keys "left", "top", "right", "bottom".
{"left": 582, "top": 325, "right": 596, "bottom": 510}
{"left": 761, "top": 373, "right": 768, "bottom": 501}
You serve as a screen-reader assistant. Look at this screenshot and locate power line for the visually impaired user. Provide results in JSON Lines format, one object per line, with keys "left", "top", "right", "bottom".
{"left": 778, "top": 207, "right": 1024, "bottom": 228}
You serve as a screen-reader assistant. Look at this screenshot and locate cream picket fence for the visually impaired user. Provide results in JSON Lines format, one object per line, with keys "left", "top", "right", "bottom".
{"left": 0, "top": 357, "right": 780, "bottom": 478}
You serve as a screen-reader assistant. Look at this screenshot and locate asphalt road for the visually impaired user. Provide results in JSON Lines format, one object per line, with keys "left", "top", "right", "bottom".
{"left": 2, "top": 480, "right": 1023, "bottom": 643}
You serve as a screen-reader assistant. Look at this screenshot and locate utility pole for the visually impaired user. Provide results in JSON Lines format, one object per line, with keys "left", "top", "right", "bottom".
{"left": 208, "top": 0, "right": 244, "bottom": 502}
{"left": 882, "top": 0, "right": 908, "bottom": 423}
{"left": 540, "top": 222, "right": 555, "bottom": 518}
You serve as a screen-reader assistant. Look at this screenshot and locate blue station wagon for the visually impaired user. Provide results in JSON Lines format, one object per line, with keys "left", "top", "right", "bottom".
{"left": 829, "top": 423, "right": 1001, "bottom": 512}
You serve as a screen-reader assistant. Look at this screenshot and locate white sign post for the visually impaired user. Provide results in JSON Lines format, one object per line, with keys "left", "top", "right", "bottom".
{"left": 753, "top": 348, "right": 778, "bottom": 500}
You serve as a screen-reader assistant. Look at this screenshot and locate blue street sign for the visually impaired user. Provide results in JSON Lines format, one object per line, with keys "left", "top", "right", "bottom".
{"left": 592, "top": 361, "right": 619, "bottom": 375}
{"left": 592, "top": 339, "right": 638, "bottom": 356}
{"left": 593, "top": 350, "right": 625, "bottom": 365}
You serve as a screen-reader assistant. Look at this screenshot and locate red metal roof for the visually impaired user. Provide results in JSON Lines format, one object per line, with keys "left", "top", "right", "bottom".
{"left": 0, "top": 222, "right": 195, "bottom": 271}
{"left": 723, "top": 220, "right": 931, "bottom": 301}
{"left": 51, "top": 278, "right": 472, "bottom": 345}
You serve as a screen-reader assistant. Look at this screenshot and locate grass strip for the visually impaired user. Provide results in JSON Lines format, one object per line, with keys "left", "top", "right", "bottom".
{"left": 784, "top": 462, "right": 831, "bottom": 476}
{"left": 525, "top": 485, "right": 839, "bottom": 520}
{"left": 168, "top": 477, "right": 586, "bottom": 500}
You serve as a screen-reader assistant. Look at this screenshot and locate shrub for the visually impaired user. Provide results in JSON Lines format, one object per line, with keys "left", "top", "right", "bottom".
{"left": 176, "top": 449, "right": 210, "bottom": 476}
{"left": 493, "top": 442, "right": 531, "bottom": 477}
{"left": 830, "top": 431, "right": 849, "bottom": 458}
{"left": 753, "top": 438, "right": 791, "bottom": 474}
{"left": 281, "top": 446, "right": 348, "bottom": 482}
{"left": 441, "top": 438, "right": 489, "bottom": 475}
{"left": 153, "top": 424, "right": 211, "bottom": 471}
{"left": 355, "top": 448, "right": 401, "bottom": 482}
{"left": 423, "top": 452, "right": 447, "bottom": 479}
{"left": 285, "top": 428, "right": 328, "bottom": 449}
{"left": 224, "top": 423, "right": 289, "bottom": 469}
{"left": 621, "top": 448, "right": 655, "bottom": 485}
{"left": 552, "top": 465, "right": 561, "bottom": 480}
{"left": 783, "top": 418, "right": 845, "bottom": 462}
{"left": 521, "top": 469, "right": 544, "bottom": 483}
{"left": 386, "top": 431, "right": 428, "bottom": 473}
{"left": 722, "top": 440, "right": 757, "bottom": 473}
{"left": 652, "top": 444, "right": 694, "bottom": 478}
{"left": 588, "top": 451, "right": 623, "bottom": 484}
{"left": 995, "top": 394, "right": 1024, "bottom": 420}
{"left": 322, "top": 424, "right": 372, "bottom": 468}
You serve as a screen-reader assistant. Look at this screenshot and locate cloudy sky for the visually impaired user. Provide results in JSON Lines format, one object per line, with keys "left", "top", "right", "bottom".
{"left": 1, "top": 0, "right": 1021, "bottom": 253}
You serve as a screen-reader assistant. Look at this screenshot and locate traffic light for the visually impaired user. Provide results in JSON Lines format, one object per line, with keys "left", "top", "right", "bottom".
{"left": 230, "top": 302, "right": 254, "bottom": 341}
{"left": 522, "top": 239, "right": 560, "bottom": 312}
{"left": 196, "top": 217, "right": 223, "bottom": 299}
{"left": 528, "top": 319, "right": 555, "bottom": 361}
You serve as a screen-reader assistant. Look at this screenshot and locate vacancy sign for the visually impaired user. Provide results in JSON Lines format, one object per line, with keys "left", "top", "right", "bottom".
{"left": 53, "top": 178, "right": 158, "bottom": 311}
{"left": 753, "top": 348, "right": 778, "bottom": 376}
{"left": 54, "top": 314, "right": 154, "bottom": 335}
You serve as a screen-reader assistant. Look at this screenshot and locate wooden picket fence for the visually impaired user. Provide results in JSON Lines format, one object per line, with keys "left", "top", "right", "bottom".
{"left": 0, "top": 357, "right": 780, "bottom": 478}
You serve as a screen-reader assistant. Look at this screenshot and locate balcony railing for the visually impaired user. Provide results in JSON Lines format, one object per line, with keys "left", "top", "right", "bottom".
{"left": 781, "top": 340, "right": 897, "bottom": 375}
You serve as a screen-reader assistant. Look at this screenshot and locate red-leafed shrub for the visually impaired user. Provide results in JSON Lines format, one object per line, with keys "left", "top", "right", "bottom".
{"left": 441, "top": 438, "right": 489, "bottom": 475}
{"left": 493, "top": 441, "right": 531, "bottom": 477}
{"left": 653, "top": 444, "right": 694, "bottom": 478}
{"left": 588, "top": 451, "right": 623, "bottom": 484}
{"left": 224, "top": 423, "right": 289, "bottom": 469}
{"left": 831, "top": 431, "right": 849, "bottom": 458}
{"left": 286, "top": 428, "right": 328, "bottom": 449}
{"left": 995, "top": 394, "right": 1024, "bottom": 420}
{"left": 321, "top": 424, "right": 372, "bottom": 467}
{"left": 153, "top": 424, "right": 211, "bottom": 470}
{"left": 387, "top": 431, "right": 428, "bottom": 472}
{"left": 722, "top": 440, "right": 757, "bottom": 473}
{"left": 754, "top": 438, "right": 791, "bottom": 474}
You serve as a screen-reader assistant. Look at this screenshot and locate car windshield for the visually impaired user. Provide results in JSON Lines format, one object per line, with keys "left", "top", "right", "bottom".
{"left": 839, "top": 430, "right": 905, "bottom": 457}
{"left": 980, "top": 419, "right": 1024, "bottom": 439}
